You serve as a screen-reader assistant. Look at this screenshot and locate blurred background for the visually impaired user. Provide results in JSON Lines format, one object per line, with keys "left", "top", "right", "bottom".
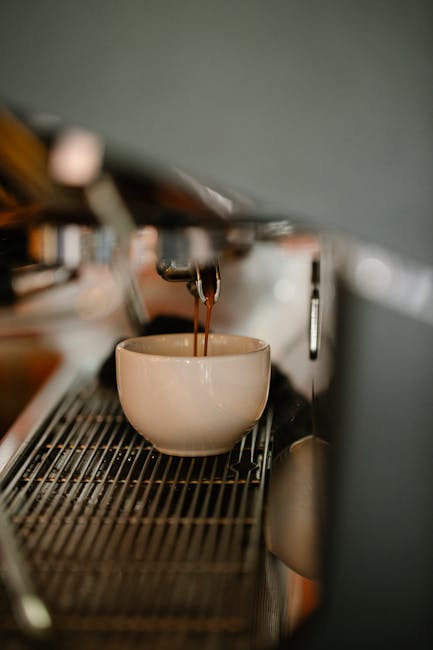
{"left": 0, "top": 0, "right": 432, "bottom": 263}
{"left": 0, "top": 1, "right": 432, "bottom": 648}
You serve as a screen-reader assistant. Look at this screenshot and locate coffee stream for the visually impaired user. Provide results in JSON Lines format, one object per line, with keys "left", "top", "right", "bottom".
{"left": 193, "top": 294, "right": 199, "bottom": 357}
{"left": 193, "top": 267, "right": 217, "bottom": 357}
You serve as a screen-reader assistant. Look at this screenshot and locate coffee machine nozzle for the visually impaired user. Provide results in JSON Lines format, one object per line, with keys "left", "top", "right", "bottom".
{"left": 157, "top": 258, "right": 221, "bottom": 305}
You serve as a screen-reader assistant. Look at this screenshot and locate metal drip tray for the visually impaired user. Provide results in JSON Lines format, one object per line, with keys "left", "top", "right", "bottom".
{"left": 0, "top": 378, "right": 278, "bottom": 649}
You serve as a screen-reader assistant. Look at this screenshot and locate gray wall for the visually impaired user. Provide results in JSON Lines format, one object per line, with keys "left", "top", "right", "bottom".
{"left": 0, "top": 0, "right": 432, "bottom": 263}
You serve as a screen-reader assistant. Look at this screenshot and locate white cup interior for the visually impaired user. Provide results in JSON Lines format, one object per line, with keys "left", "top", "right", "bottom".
{"left": 119, "top": 333, "right": 269, "bottom": 358}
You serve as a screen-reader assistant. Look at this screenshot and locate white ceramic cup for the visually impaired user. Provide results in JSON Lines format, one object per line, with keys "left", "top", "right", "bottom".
{"left": 116, "top": 333, "right": 271, "bottom": 456}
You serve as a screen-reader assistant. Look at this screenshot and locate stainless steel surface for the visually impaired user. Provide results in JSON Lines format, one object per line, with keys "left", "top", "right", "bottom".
{"left": 0, "top": 498, "right": 52, "bottom": 639}
{"left": 156, "top": 228, "right": 230, "bottom": 280}
{"left": 0, "top": 378, "right": 278, "bottom": 649}
{"left": 0, "top": 363, "right": 80, "bottom": 475}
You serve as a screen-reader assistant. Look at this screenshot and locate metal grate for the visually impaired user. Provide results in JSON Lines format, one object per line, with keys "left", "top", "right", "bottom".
{"left": 0, "top": 378, "right": 277, "bottom": 649}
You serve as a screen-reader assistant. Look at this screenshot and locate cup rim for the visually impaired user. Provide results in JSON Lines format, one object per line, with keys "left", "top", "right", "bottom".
{"left": 116, "top": 332, "right": 270, "bottom": 360}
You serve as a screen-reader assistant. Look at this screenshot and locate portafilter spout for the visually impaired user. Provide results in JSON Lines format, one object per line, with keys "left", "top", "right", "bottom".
{"left": 156, "top": 227, "right": 221, "bottom": 304}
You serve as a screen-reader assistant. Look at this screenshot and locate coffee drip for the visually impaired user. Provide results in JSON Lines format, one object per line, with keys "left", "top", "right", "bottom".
{"left": 193, "top": 266, "right": 218, "bottom": 357}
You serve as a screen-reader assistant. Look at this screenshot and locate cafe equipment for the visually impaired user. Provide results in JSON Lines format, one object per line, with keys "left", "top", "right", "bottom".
{"left": 0, "top": 105, "right": 432, "bottom": 649}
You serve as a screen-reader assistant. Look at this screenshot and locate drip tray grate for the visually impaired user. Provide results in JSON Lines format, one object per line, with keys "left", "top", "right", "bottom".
{"left": 0, "top": 378, "right": 276, "bottom": 649}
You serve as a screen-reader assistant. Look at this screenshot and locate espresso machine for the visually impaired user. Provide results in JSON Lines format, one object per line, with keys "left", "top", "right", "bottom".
{"left": 0, "top": 105, "right": 432, "bottom": 650}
